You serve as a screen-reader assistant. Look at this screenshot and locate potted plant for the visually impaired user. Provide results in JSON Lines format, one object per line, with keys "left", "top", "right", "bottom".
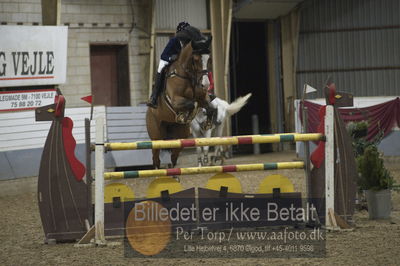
{"left": 356, "top": 145, "right": 394, "bottom": 219}
{"left": 351, "top": 120, "right": 369, "bottom": 139}
{"left": 347, "top": 120, "right": 372, "bottom": 157}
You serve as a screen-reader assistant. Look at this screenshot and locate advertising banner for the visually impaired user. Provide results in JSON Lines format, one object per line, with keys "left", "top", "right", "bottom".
{"left": 0, "top": 89, "right": 56, "bottom": 112}
{"left": 0, "top": 26, "right": 68, "bottom": 87}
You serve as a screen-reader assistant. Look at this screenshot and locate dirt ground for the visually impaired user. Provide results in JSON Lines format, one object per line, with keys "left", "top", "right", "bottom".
{"left": 1, "top": 151, "right": 399, "bottom": 265}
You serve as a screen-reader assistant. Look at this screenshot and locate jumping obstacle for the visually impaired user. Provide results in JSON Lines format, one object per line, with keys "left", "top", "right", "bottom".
{"left": 35, "top": 87, "right": 358, "bottom": 247}
{"left": 90, "top": 105, "right": 335, "bottom": 245}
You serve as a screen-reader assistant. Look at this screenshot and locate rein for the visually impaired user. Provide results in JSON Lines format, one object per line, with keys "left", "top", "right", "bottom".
{"left": 163, "top": 92, "right": 199, "bottom": 124}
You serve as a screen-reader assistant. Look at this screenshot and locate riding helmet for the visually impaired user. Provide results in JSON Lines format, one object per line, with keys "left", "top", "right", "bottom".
{"left": 176, "top": 21, "right": 190, "bottom": 33}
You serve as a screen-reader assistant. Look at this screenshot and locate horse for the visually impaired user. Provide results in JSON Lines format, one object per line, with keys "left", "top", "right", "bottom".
{"left": 190, "top": 93, "right": 252, "bottom": 166}
{"left": 146, "top": 39, "right": 212, "bottom": 169}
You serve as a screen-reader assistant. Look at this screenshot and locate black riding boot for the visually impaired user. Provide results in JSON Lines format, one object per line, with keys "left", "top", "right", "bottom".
{"left": 147, "top": 73, "right": 163, "bottom": 108}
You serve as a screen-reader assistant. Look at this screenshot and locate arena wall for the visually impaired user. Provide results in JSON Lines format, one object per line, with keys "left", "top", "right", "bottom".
{"left": 0, "top": 0, "right": 152, "bottom": 107}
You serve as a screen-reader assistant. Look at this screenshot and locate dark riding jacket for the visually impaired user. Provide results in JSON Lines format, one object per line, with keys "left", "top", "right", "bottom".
{"left": 161, "top": 26, "right": 206, "bottom": 63}
{"left": 160, "top": 37, "right": 182, "bottom": 63}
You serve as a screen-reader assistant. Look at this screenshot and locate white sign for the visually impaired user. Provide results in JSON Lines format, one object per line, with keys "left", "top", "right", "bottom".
{"left": 0, "top": 89, "right": 56, "bottom": 112}
{"left": 0, "top": 26, "right": 68, "bottom": 87}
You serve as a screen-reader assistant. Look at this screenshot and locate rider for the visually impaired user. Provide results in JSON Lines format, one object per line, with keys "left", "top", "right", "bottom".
{"left": 147, "top": 21, "right": 216, "bottom": 109}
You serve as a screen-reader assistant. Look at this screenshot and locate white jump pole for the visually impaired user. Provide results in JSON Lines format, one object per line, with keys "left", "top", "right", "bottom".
{"left": 95, "top": 115, "right": 106, "bottom": 245}
{"left": 324, "top": 105, "right": 335, "bottom": 227}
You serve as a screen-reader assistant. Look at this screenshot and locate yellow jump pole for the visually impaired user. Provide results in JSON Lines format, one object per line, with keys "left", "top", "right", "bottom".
{"left": 105, "top": 133, "right": 324, "bottom": 151}
{"left": 104, "top": 161, "right": 305, "bottom": 180}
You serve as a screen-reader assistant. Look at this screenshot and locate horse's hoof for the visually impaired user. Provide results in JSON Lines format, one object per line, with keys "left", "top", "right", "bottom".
{"left": 173, "top": 176, "right": 180, "bottom": 182}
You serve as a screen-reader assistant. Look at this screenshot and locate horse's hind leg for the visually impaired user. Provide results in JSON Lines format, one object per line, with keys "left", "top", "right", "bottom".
{"left": 146, "top": 109, "right": 164, "bottom": 169}
{"left": 169, "top": 125, "right": 190, "bottom": 167}
{"left": 171, "top": 148, "right": 183, "bottom": 168}
{"left": 152, "top": 149, "right": 161, "bottom": 169}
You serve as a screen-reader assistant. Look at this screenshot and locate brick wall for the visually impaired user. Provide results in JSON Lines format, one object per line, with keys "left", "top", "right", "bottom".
{"left": 0, "top": 0, "right": 151, "bottom": 107}
{"left": 0, "top": 0, "right": 42, "bottom": 24}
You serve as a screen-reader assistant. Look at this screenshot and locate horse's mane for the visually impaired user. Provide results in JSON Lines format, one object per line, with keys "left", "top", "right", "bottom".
{"left": 177, "top": 42, "right": 193, "bottom": 68}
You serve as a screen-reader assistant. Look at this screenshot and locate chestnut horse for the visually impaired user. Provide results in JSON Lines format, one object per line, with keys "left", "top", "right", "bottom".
{"left": 146, "top": 40, "right": 212, "bottom": 168}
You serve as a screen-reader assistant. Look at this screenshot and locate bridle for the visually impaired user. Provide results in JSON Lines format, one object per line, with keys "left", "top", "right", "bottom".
{"left": 166, "top": 56, "right": 209, "bottom": 91}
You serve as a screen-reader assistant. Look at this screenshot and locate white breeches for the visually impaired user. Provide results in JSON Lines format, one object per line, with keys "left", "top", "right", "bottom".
{"left": 157, "top": 59, "right": 169, "bottom": 73}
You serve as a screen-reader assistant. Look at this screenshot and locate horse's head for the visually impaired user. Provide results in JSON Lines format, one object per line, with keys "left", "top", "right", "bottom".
{"left": 194, "top": 107, "right": 215, "bottom": 131}
{"left": 214, "top": 98, "right": 227, "bottom": 126}
{"left": 165, "top": 38, "right": 212, "bottom": 124}
{"left": 178, "top": 37, "right": 212, "bottom": 90}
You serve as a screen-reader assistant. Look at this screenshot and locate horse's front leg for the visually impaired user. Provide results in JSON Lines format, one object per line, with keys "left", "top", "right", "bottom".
{"left": 190, "top": 122, "right": 203, "bottom": 166}
{"left": 202, "top": 149, "right": 208, "bottom": 166}
{"left": 202, "top": 128, "right": 212, "bottom": 166}
{"left": 197, "top": 147, "right": 203, "bottom": 167}
{"left": 213, "top": 124, "right": 224, "bottom": 164}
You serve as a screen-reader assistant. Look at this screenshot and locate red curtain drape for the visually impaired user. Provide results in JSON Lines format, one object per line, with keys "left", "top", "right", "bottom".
{"left": 301, "top": 97, "right": 400, "bottom": 141}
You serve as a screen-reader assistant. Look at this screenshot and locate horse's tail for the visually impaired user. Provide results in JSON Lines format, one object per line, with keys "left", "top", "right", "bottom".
{"left": 226, "top": 93, "right": 252, "bottom": 116}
